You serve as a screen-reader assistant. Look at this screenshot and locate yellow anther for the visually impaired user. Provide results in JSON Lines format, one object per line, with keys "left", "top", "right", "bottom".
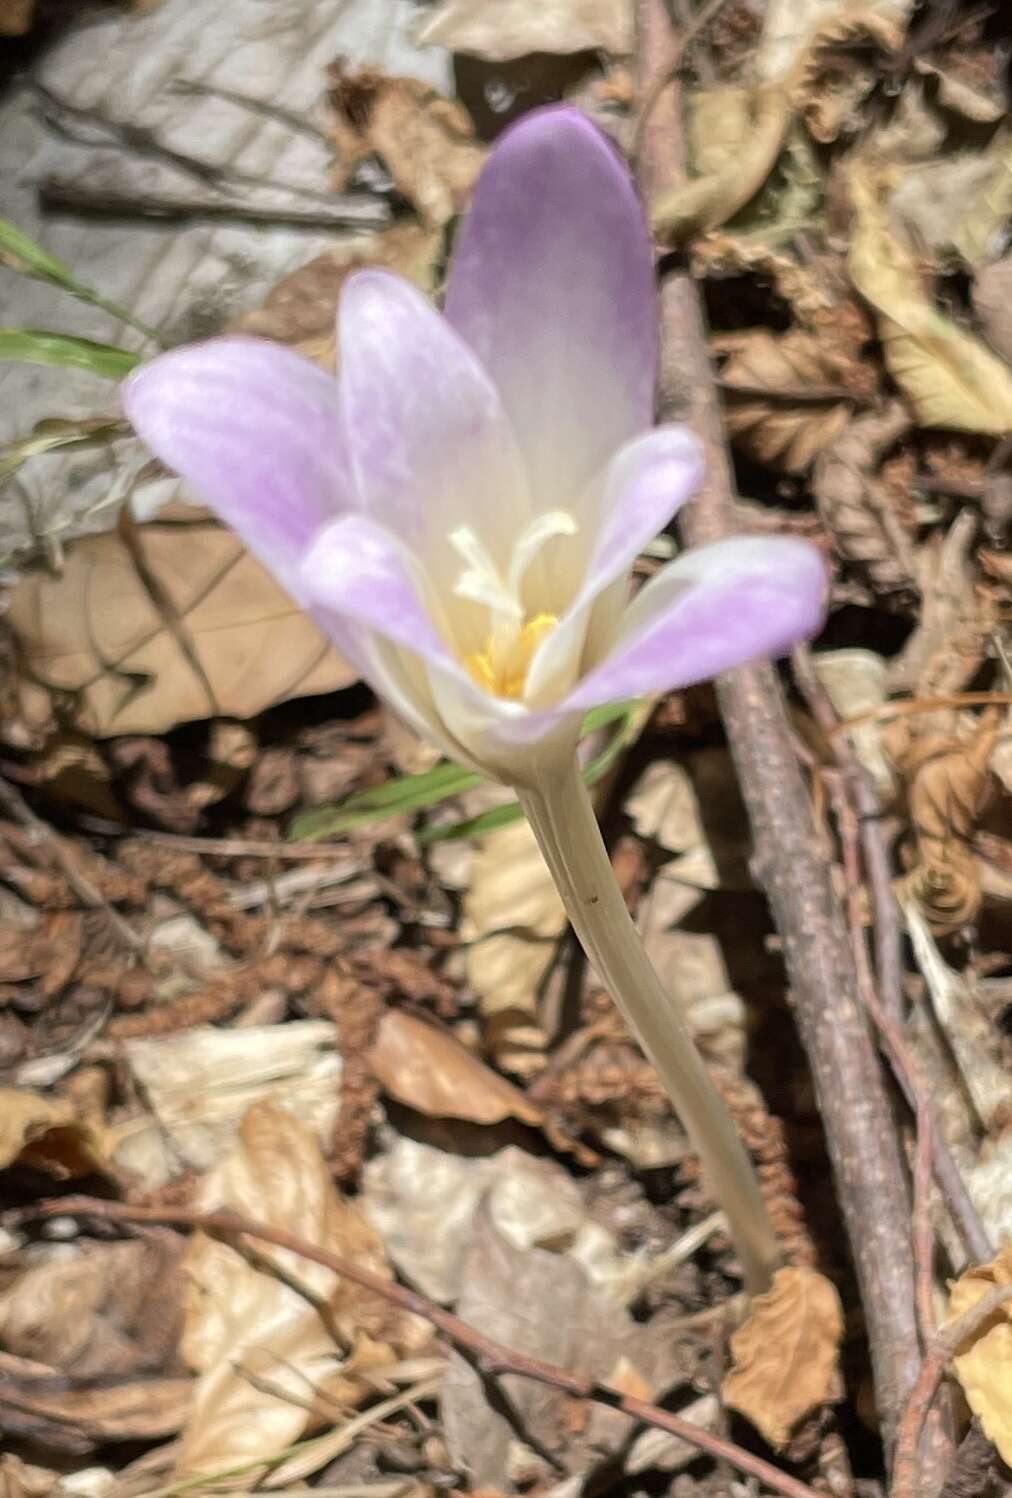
{"left": 464, "top": 612, "right": 558, "bottom": 700}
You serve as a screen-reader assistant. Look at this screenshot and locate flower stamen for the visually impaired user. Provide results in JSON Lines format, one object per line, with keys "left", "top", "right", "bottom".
{"left": 450, "top": 511, "right": 577, "bottom": 700}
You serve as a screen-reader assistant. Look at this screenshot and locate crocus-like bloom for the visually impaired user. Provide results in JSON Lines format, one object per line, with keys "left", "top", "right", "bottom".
{"left": 124, "top": 106, "right": 826, "bottom": 780}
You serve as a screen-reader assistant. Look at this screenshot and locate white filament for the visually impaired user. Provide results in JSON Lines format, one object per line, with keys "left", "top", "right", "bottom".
{"left": 449, "top": 509, "right": 577, "bottom": 641}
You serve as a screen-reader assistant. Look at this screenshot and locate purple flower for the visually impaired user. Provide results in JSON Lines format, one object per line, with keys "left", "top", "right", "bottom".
{"left": 124, "top": 106, "right": 826, "bottom": 778}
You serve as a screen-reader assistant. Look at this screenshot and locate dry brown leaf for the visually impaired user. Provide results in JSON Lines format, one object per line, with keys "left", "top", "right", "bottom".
{"left": 0, "top": 1237, "right": 185, "bottom": 1380}
{"left": 6, "top": 506, "right": 355, "bottom": 738}
{"left": 722, "top": 1266, "right": 843, "bottom": 1449}
{"left": 904, "top": 901, "right": 1012, "bottom": 1131}
{"left": 886, "top": 135, "right": 1012, "bottom": 270}
{"left": 369, "top": 1009, "right": 543, "bottom": 1127}
{"left": 111, "top": 1021, "right": 343, "bottom": 1185}
{"left": 0, "top": 1086, "right": 106, "bottom": 1177}
{"left": 463, "top": 817, "right": 566, "bottom": 1075}
{"left": 442, "top": 1208, "right": 684, "bottom": 1486}
{"left": 718, "top": 328, "right": 856, "bottom": 473}
{"left": 848, "top": 160, "right": 1012, "bottom": 433}
{"left": 948, "top": 1244, "right": 1012, "bottom": 1464}
{"left": 0, "top": 0, "right": 32, "bottom": 34}
{"left": 363, "top": 1135, "right": 646, "bottom": 1308}
{"left": 231, "top": 222, "right": 442, "bottom": 371}
{"left": 177, "top": 1100, "right": 426, "bottom": 1478}
{"left": 812, "top": 400, "right": 914, "bottom": 590}
{"left": 652, "top": 87, "right": 790, "bottom": 244}
{"left": 414, "top": 0, "right": 630, "bottom": 59}
{"left": 328, "top": 65, "right": 484, "bottom": 229}
{"left": 0, "top": 1455, "right": 61, "bottom": 1498}
{"left": 0, "top": 1365, "right": 192, "bottom": 1451}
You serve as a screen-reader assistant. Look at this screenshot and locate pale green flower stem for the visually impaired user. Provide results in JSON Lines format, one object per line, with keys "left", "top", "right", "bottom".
{"left": 517, "top": 756, "right": 780, "bottom": 1294}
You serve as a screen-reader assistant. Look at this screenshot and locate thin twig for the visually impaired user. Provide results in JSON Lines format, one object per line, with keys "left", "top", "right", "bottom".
{"left": 635, "top": 0, "right": 923, "bottom": 1451}
{"left": 630, "top": 0, "right": 735, "bottom": 160}
{"left": 891, "top": 1284, "right": 1012, "bottom": 1498}
{"left": 793, "top": 647, "right": 993, "bottom": 1267}
{"left": 6, "top": 1194, "right": 824, "bottom": 1498}
{"left": 914, "top": 1109, "right": 937, "bottom": 1346}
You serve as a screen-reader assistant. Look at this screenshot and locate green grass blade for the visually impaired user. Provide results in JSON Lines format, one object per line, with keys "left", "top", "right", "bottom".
{"left": 0, "top": 329, "right": 139, "bottom": 379}
{"left": 0, "top": 219, "right": 163, "bottom": 345}
{"left": 288, "top": 702, "right": 644, "bottom": 844}
{"left": 289, "top": 761, "right": 482, "bottom": 840}
{"left": 419, "top": 700, "right": 643, "bottom": 846}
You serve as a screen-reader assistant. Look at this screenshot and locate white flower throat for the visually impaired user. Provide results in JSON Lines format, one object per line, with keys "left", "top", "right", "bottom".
{"left": 449, "top": 510, "right": 577, "bottom": 699}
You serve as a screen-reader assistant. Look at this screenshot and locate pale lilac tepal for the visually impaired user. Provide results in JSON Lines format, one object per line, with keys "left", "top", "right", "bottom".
{"left": 124, "top": 106, "right": 827, "bottom": 779}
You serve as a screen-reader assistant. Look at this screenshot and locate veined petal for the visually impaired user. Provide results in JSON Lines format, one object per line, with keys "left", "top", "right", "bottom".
{"left": 561, "top": 535, "right": 828, "bottom": 710}
{"left": 300, "top": 513, "right": 449, "bottom": 662}
{"left": 524, "top": 426, "right": 704, "bottom": 705}
{"left": 338, "top": 271, "right": 530, "bottom": 578}
{"left": 445, "top": 105, "right": 657, "bottom": 510}
{"left": 122, "top": 338, "right": 345, "bottom": 598}
{"left": 299, "top": 513, "right": 495, "bottom": 764}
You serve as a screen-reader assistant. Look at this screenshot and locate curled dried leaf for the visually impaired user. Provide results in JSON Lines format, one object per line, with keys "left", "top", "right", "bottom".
{"left": 893, "top": 713, "right": 1000, "bottom": 933}
{"left": 848, "top": 160, "right": 1012, "bottom": 433}
{"left": 368, "top": 1009, "right": 543, "bottom": 1126}
{"left": 719, "top": 328, "right": 861, "bottom": 474}
{"left": 948, "top": 1244, "right": 1012, "bottom": 1465}
{"left": 722, "top": 1266, "right": 844, "bottom": 1449}
{"left": 652, "top": 87, "right": 790, "bottom": 244}
{"left": 788, "top": 13, "right": 903, "bottom": 143}
{"left": 328, "top": 64, "right": 484, "bottom": 229}
{"left": 812, "top": 400, "right": 915, "bottom": 590}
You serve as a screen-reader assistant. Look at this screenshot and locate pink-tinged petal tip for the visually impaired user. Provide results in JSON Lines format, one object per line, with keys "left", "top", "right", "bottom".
{"left": 445, "top": 104, "right": 658, "bottom": 509}
{"left": 564, "top": 535, "right": 829, "bottom": 710}
{"left": 123, "top": 337, "right": 346, "bottom": 594}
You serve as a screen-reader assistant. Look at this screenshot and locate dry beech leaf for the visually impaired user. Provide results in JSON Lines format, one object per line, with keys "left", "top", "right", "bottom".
{"left": 0, "top": 1087, "right": 106, "bottom": 1177}
{"left": 652, "top": 87, "right": 790, "bottom": 243}
{"left": 369, "top": 1009, "right": 543, "bottom": 1127}
{"left": 718, "top": 328, "right": 855, "bottom": 473}
{"left": 948, "top": 1243, "right": 1012, "bottom": 1464}
{"left": 848, "top": 160, "right": 1012, "bottom": 434}
{"left": 112, "top": 1021, "right": 343, "bottom": 1186}
{"left": 812, "top": 400, "right": 914, "bottom": 591}
{"left": 362, "top": 1135, "right": 642, "bottom": 1306}
{"left": 722, "top": 1266, "right": 843, "bottom": 1449}
{"left": 328, "top": 65, "right": 484, "bottom": 229}
{"left": 231, "top": 222, "right": 442, "bottom": 371}
{"left": 463, "top": 818, "right": 566, "bottom": 1075}
{"left": 414, "top": 0, "right": 631, "bottom": 59}
{"left": 177, "top": 1101, "right": 426, "bottom": 1478}
{"left": 6, "top": 506, "right": 355, "bottom": 738}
